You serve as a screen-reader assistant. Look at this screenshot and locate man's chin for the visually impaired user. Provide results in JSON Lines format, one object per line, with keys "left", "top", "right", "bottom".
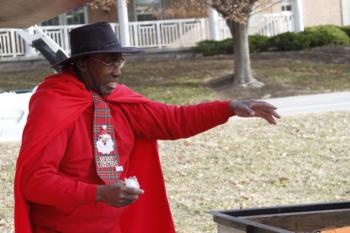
{"left": 101, "top": 85, "right": 117, "bottom": 96}
{"left": 107, "top": 81, "right": 118, "bottom": 89}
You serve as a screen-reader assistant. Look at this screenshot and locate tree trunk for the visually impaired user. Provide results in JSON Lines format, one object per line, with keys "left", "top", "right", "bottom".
{"left": 228, "top": 19, "right": 264, "bottom": 88}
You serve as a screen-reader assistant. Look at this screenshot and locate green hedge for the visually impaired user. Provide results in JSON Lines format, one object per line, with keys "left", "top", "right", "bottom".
{"left": 193, "top": 39, "right": 233, "bottom": 56}
{"left": 266, "top": 31, "right": 311, "bottom": 51}
{"left": 340, "top": 25, "right": 350, "bottom": 37}
{"left": 249, "top": 35, "right": 269, "bottom": 52}
{"left": 194, "top": 35, "right": 269, "bottom": 55}
{"left": 194, "top": 25, "right": 350, "bottom": 55}
{"left": 304, "top": 25, "right": 349, "bottom": 47}
{"left": 268, "top": 25, "right": 349, "bottom": 51}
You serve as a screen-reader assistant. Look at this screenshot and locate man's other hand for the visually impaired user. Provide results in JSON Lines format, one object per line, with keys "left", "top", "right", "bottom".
{"left": 229, "top": 100, "right": 281, "bottom": 124}
{"left": 96, "top": 180, "right": 144, "bottom": 207}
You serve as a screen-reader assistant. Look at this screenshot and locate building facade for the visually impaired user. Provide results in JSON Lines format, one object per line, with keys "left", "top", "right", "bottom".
{"left": 274, "top": 0, "right": 350, "bottom": 27}
{"left": 41, "top": 0, "right": 174, "bottom": 26}
{"left": 40, "top": 0, "right": 350, "bottom": 28}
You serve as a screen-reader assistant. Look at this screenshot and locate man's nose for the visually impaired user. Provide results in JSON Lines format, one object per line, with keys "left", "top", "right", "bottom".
{"left": 112, "top": 66, "right": 122, "bottom": 76}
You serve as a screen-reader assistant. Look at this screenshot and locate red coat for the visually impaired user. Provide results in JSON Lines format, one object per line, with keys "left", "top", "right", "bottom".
{"left": 15, "top": 70, "right": 233, "bottom": 233}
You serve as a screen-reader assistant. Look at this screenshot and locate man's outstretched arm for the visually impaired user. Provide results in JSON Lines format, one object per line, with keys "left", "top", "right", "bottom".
{"left": 127, "top": 99, "right": 280, "bottom": 140}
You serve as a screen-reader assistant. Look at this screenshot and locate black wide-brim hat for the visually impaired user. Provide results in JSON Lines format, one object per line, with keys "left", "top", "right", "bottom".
{"left": 53, "top": 22, "right": 143, "bottom": 67}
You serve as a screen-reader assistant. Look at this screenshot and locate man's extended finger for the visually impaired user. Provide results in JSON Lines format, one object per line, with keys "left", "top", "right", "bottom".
{"left": 116, "top": 199, "right": 135, "bottom": 207}
{"left": 243, "top": 105, "right": 255, "bottom": 116}
{"left": 251, "top": 101, "right": 278, "bottom": 110}
{"left": 123, "top": 194, "right": 139, "bottom": 202}
{"left": 270, "top": 109, "right": 281, "bottom": 119}
{"left": 256, "top": 111, "right": 277, "bottom": 125}
{"left": 262, "top": 108, "right": 281, "bottom": 119}
{"left": 264, "top": 114, "right": 277, "bottom": 125}
{"left": 125, "top": 187, "right": 144, "bottom": 194}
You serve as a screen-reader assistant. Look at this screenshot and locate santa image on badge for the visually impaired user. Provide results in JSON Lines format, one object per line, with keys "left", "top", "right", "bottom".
{"left": 96, "top": 125, "right": 114, "bottom": 155}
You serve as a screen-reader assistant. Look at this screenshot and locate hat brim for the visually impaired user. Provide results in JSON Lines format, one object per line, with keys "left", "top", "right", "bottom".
{"left": 52, "top": 46, "right": 144, "bottom": 67}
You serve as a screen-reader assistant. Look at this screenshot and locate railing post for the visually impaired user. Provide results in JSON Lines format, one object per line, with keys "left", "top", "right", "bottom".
{"left": 63, "top": 26, "right": 70, "bottom": 53}
{"left": 156, "top": 21, "right": 162, "bottom": 48}
{"left": 132, "top": 23, "right": 139, "bottom": 47}
{"left": 128, "top": 24, "right": 133, "bottom": 46}
{"left": 199, "top": 18, "right": 207, "bottom": 41}
{"left": 24, "top": 27, "right": 36, "bottom": 57}
{"left": 179, "top": 21, "right": 184, "bottom": 47}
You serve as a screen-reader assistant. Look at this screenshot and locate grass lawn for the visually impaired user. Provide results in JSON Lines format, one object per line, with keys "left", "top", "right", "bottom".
{"left": 1, "top": 55, "right": 350, "bottom": 104}
{"left": 1, "top": 112, "right": 350, "bottom": 232}
{"left": 161, "top": 112, "right": 350, "bottom": 232}
{"left": 1, "top": 54, "right": 350, "bottom": 232}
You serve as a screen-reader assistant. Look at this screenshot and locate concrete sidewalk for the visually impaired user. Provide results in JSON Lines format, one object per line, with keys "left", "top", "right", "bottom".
{"left": 1, "top": 91, "right": 350, "bottom": 142}
{"left": 265, "top": 92, "right": 350, "bottom": 116}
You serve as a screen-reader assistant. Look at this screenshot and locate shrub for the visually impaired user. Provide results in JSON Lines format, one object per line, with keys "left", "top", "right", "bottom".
{"left": 194, "top": 39, "right": 233, "bottom": 56}
{"left": 267, "top": 32, "right": 310, "bottom": 51}
{"left": 266, "top": 25, "right": 349, "bottom": 51}
{"left": 194, "top": 36, "right": 269, "bottom": 55}
{"left": 193, "top": 40, "right": 219, "bottom": 56}
{"left": 194, "top": 25, "right": 350, "bottom": 55}
{"left": 216, "top": 38, "right": 234, "bottom": 54}
{"left": 340, "top": 25, "right": 350, "bottom": 37}
{"left": 249, "top": 35, "right": 269, "bottom": 52}
{"left": 303, "top": 25, "right": 350, "bottom": 47}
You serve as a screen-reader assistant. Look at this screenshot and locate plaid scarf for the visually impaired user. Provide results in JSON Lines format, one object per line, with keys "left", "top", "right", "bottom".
{"left": 91, "top": 92, "right": 123, "bottom": 184}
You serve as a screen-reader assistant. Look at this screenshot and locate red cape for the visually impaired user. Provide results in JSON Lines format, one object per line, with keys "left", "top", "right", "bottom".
{"left": 14, "top": 71, "right": 175, "bottom": 233}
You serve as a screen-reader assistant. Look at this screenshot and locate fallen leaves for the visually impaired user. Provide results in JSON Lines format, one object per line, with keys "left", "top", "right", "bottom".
{"left": 159, "top": 112, "right": 350, "bottom": 233}
{"left": 1, "top": 112, "right": 350, "bottom": 232}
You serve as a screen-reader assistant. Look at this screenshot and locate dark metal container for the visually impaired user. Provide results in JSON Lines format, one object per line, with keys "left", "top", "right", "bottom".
{"left": 210, "top": 201, "right": 350, "bottom": 233}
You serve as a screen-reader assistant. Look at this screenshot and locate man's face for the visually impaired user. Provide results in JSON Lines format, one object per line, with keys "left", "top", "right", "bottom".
{"left": 77, "top": 53, "right": 125, "bottom": 96}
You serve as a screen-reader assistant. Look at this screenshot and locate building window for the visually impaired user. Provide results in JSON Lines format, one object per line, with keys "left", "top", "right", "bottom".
{"left": 281, "top": 0, "right": 292, "bottom": 12}
{"left": 41, "top": 7, "right": 88, "bottom": 26}
{"left": 135, "top": 0, "right": 162, "bottom": 21}
{"left": 282, "top": 4, "right": 292, "bottom": 11}
{"left": 41, "top": 17, "right": 60, "bottom": 26}
{"left": 66, "top": 8, "right": 87, "bottom": 25}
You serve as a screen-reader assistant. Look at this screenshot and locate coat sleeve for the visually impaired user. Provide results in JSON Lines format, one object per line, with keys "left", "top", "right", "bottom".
{"left": 21, "top": 128, "right": 96, "bottom": 208}
{"left": 127, "top": 100, "right": 234, "bottom": 140}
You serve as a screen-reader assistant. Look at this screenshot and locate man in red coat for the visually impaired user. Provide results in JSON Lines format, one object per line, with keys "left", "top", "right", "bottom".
{"left": 14, "top": 22, "right": 280, "bottom": 233}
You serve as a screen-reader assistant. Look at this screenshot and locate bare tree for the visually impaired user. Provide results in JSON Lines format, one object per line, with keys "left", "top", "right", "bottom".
{"left": 88, "top": 0, "right": 116, "bottom": 12}
{"left": 161, "top": 0, "right": 281, "bottom": 88}
{"left": 210, "top": 0, "right": 280, "bottom": 88}
{"left": 161, "top": 1, "right": 207, "bottom": 19}
{"left": 90, "top": 0, "right": 281, "bottom": 88}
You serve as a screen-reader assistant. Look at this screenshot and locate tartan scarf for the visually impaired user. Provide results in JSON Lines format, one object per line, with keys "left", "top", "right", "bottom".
{"left": 91, "top": 91, "right": 123, "bottom": 184}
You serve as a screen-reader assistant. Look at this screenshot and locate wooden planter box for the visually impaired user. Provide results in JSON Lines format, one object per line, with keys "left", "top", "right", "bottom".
{"left": 210, "top": 201, "right": 350, "bottom": 233}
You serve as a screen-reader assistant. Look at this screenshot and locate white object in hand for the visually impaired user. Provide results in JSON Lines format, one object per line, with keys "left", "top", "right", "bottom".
{"left": 125, "top": 176, "right": 140, "bottom": 189}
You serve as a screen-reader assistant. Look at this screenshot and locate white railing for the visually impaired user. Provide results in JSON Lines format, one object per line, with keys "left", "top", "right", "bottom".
{"left": 112, "top": 18, "right": 209, "bottom": 48}
{"left": 249, "top": 12, "right": 294, "bottom": 37}
{"left": 217, "top": 11, "right": 294, "bottom": 40}
{"left": 0, "top": 29, "right": 26, "bottom": 58}
{"left": 40, "top": 25, "right": 77, "bottom": 53}
{"left": 0, "top": 13, "right": 294, "bottom": 60}
{"left": 0, "top": 25, "right": 78, "bottom": 59}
